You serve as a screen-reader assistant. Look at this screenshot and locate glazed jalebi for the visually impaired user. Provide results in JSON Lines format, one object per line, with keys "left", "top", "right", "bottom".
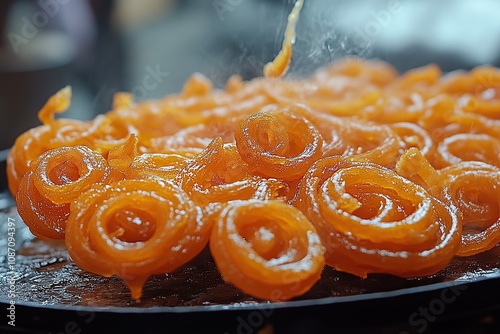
{"left": 16, "top": 145, "right": 110, "bottom": 239}
{"left": 8, "top": 54, "right": 500, "bottom": 301}
{"left": 438, "top": 162, "right": 500, "bottom": 257}
{"left": 210, "top": 200, "right": 325, "bottom": 300}
{"left": 7, "top": 87, "right": 94, "bottom": 196}
{"left": 435, "top": 133, "right": 500, "bottom": 168}
{"left": 175, "top": 138, "right": 287, "bottom": 207}
{"left": 291, "top": 157, "right": 462, "bottom": 277}
{"left": 235, "top": 106, "right": 323, "bottom": 181}
{"left": 65, "top": 178, "right": 207, "bottom": 300}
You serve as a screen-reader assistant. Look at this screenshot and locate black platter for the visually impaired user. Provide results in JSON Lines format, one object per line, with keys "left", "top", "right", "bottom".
{"left": 1, "top": 152, "right": 500, "bottom": 334}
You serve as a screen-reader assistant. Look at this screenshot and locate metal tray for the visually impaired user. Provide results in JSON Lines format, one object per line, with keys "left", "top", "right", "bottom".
{"left": 1, "top": 153, "right": 499, "bottom": 334}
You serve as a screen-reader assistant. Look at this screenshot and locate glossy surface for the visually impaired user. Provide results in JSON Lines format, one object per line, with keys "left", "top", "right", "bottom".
{"left": 7, "top": 58, "right": 500, "bottom": 302}
{"left": 0, "top": 208, "right": 498, "bottom": 308}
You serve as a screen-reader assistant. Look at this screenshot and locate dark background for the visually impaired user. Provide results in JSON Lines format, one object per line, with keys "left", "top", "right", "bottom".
{"left": 1, "top": 0, "right": 500, "bottom": 150}
{"left": 0, "top": 1, "right": 500, "bottom": 332}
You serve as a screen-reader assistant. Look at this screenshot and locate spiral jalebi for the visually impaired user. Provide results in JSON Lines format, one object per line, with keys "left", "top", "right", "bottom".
{"left": 210, "top": 200, "right": 325, "bottom": 300}
{"left": 438, "top": 162, "right": 500, "bottom": 256}
{"left": 292, "top": 156, "right": 462, "bottom": 278}
{"left": 7, "top": 56, "right": 500, "bottom": 301}
{"left": 66, "top": 179, "right": 207, "bottom": 300}
{"left": 16, "top": 146, "right": 110, "bottom": 239}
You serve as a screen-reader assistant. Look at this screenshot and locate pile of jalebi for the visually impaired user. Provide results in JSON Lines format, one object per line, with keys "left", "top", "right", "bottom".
{"left": 8, "top": 57, "right": 500, "bottom": 301}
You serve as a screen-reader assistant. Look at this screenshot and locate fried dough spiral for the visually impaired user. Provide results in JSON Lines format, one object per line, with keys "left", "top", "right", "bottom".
{"left": 16, "top": 146, "right": 110, "bottom": 239}
{"left": 32, "top": 146, "right": 110, "bottom": 204}
{"left": 438, "top": 162, "right": 500, "bottom": 256}
{"left": 8, "top": 57, "right": 500, "bottom": 301}
{"left": 16, "top": 171, "right": 69, "bottom": 240}
{"left": 267, "top": 103, "right": 399, "bottom": 165}
{"left": 435, "top": 133, "right": 500, "bottom": 168}
{"left": 176, "top": 138, "right": 287, "bottom": 206}
{"left": 235, "top": 106, "right": 323, "bottom": 181}
{"left": 292, "top": 157, "right": 462, "bottom": 277}
{"left": 7, "top": 121, "right": 93, "bottom": 196}
{"left": 66, "top": 179, "right": 207, "bottom": 299}
{"left": 210, "top": 200, "right": 325, "bottom": 300}
{"left": 8, "top": 126, "right": 52, "bottom": 196}
{"left": 7, "top": 87, "right": 94, "bottom": 195}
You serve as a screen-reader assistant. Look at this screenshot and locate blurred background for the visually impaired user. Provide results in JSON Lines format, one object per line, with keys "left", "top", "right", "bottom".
{"left": 1, "top": 1, "right": 499, "bottom": 329}
{"left": 1, "top": 0, "right": 500, "bottom": 151}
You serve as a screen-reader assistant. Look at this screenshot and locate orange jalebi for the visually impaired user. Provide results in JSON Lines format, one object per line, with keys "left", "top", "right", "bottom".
{"left": 7, "top": 87, "right": 93, "bottom": 196}
{"left": 210, "top": 200, "right": 325, "bottom": 300}
{"left": 292, "top": 156, "right": 462, "bottom": 277}
{"left": 235, "top": 106, "right": 323, "bottom": 181}
{"left": 65, "top": 179, "right": 207, "bottom": 300}
{"left": 438, "top": 162, "right": 500, "bottom": 256}
{"left": 8, "top": 55, "right": 500, "bottom": 301}
{"left": 435, "top": 133, "right": 500, "bottom": 168}
{"left": 175, "top": 138, "right": 287, "bottom": 207}
{"left": 16, "top": 146, "right": 110, "bottom": 239}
